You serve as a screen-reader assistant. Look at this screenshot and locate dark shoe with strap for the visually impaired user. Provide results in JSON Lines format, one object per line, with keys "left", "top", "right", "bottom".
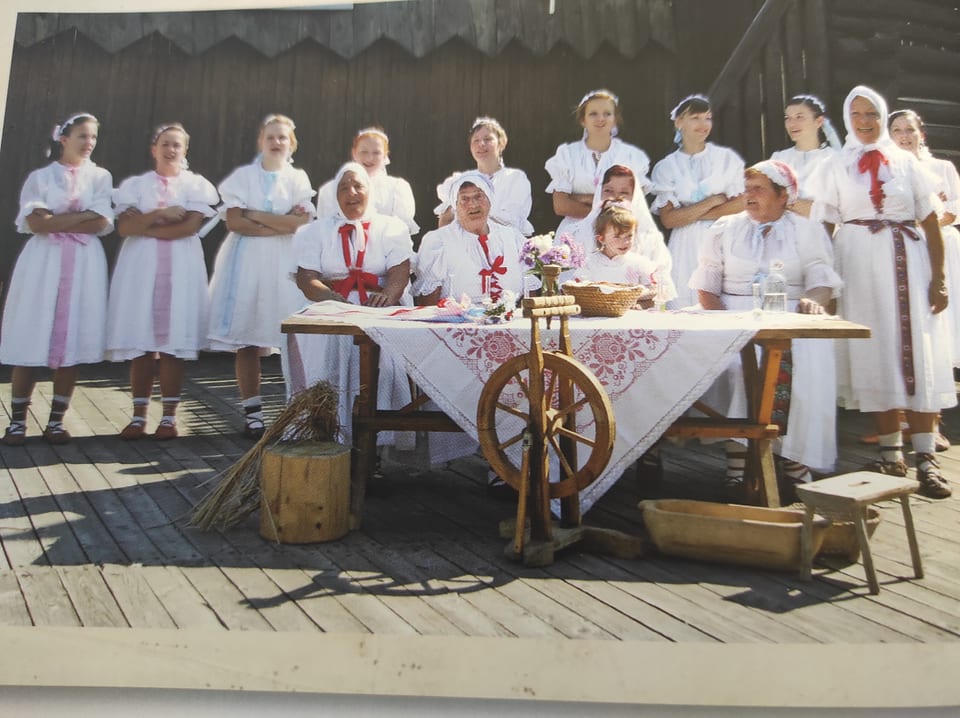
{"left": 153, "top": 419, "right": 178, "bottom": 441}
{"left": 242, "top": 417, "right": 265, "bottom": 440}
{"left": 486, "top": 471, "right": 518, "bottom": 501}
{"left": 120, "top": 419, "right": 147, "bottom": 441}
{"left": 2, "top": 423, "right": 26, "bottom": 446}
{"left": 916, "top": 453, "right": 952, "bottom": 499}
{"left": 862, "top": 458, "right": 908, "bottom": 477}
{"left": 41, "top": 424, "right": 71, "bottom": 445}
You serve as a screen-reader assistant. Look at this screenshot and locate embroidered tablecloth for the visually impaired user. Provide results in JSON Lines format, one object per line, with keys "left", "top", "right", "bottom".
{"left": 285, "top": 302, "right": 828, "bottom": 512}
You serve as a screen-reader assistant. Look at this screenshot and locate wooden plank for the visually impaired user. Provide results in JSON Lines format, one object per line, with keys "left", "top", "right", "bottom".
{"left": 0, "top": 462, "right": 48, "bottom": 569}
{"left": 0, "top": 569, "right": 32, "bottom": 626}
{"left": 259, "top": 567, "right": 374, "bottom": 634}
{"left": 139, "top": 566, "right": 225, "bottom": 630}
{"left": 100, "top": 565, "right": 178, "bottom": 629}
{"left": 15, "top": 567, "right": 80, "bottom": 627}
{"left": 57, "top": 566, "right": 129, "bottom": 628}
{"left": 11, "top": 444, "right": 90, "bottom": 565}
{"left": 173, "top": 566, "right": 273, "bottom": 631}
{"left": 219, "top": 566, "right": 321, "bottom": 632}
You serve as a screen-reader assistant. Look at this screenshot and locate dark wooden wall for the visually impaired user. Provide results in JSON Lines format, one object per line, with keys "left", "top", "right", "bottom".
{"left": 828, "top": 0, "right": 960, "bottom": 161}
{"left": 0, "top": 32, "right": 682, "bottom": 287}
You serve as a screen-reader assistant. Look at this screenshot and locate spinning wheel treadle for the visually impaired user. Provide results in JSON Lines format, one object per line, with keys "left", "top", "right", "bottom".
{"left": 477, "top": 352, "right": 613, "bottom": 498}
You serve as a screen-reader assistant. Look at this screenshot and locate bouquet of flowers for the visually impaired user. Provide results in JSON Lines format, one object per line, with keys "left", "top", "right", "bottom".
{"left": 521, "top": 232, "right": 586, "bottom": 280}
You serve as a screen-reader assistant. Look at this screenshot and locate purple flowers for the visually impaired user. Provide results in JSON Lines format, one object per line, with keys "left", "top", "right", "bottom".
{"left": 521, "top": 232, "right": 586, "bottom": 278}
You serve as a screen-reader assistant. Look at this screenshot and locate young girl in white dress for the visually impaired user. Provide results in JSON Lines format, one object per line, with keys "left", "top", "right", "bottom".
{"left": 650, "top": 94, "right": 745, "bottom": 307}
{"left": 208, "top": 114, "right": 315, "bottom": 439}
{"left": 316, "top": 127, "right": 419, "bottom": 236}
{"left": 435, "top": 117, "right": 534, "bottom": 236}
{"left": 769, "top": 94, "right": 841, "bottom": 217}
{"left": 107, "top": 123, "right": 219, "bottom": 440}
{"left": 545, "top": 89, "right": 653, "bottom": 238}
{"left": 1, "top": 113, "right": 113, "bottom": 445}
{"left": 889, "top": 109, "right": 960, "bottom": 368}
{"left": 568, "top": 164, "right": 676, "bottom": 302}
{"left": 578, "top": 201, "right": 658, "bottom": 304}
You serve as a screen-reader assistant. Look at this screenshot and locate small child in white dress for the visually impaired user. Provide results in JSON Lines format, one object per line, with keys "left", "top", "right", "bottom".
{"left": 577, "top": 201, "right": 658, "bottom": 306}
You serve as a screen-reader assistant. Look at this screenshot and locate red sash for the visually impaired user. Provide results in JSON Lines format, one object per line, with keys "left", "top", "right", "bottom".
{"left": 332, "top": 222, "right": 379, "bottom": 303}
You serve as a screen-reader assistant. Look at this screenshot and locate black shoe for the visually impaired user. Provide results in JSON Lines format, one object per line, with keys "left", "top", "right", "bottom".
{"left": 486, "top": 473, "right": 517, "bottom": 501}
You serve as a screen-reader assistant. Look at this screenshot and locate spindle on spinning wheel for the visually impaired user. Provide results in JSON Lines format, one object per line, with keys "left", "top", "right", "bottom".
{"left": 477, "top": 265, "right": 641, "bottom": 565}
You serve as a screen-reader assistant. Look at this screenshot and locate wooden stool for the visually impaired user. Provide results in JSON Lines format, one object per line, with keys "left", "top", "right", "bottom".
{"left": 796, "top": 472, "right": 922, "bottom": 594}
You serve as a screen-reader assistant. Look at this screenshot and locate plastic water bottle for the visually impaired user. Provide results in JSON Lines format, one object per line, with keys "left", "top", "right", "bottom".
{"left": 763, "top": 260, "right": 787, "bottom": 313}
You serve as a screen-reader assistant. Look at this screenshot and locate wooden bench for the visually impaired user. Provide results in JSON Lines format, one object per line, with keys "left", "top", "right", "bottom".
{"left": 796, "top": 472, "right": 923, "bottom": 594}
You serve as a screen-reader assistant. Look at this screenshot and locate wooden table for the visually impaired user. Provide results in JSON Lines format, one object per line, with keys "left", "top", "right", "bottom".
{"left": 282, "top": 310, "right": 869, "bottom": 529}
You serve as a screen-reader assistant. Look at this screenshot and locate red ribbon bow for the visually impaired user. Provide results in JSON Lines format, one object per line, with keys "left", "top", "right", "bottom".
{"left": 333, "top": 222, "right": 380, "bottom": 303}
{"left": 858, "top": 149, "right": 888, "bottom": 214}
{"left": 477, "top": 233, "right": 507, "bottom": 299}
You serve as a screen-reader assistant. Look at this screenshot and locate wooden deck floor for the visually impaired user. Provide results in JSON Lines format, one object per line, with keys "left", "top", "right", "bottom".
{"left": 1, "top": 354, "right": 959, "bottom": 705}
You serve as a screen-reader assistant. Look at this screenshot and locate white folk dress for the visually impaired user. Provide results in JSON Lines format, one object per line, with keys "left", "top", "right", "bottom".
{"left": 208, "top": 162, "right": 315, "bottom": 355}
{"left": 413, "top": 222, "right": 526, "bottom": 303}
{"left": 770, "top": 146, "right": 836, "bottom": 201}
{"left": 690, "top": 211, "right": 843, "bottom": 471}
{"left": 435, "top": 166, "right": 534, "bottom": 236}
{"left": 106, "top": 171, "right": 218, "bottom": 361}
{"left": 283, "top": 212, "right": 416, "bottom": 449}
{"left": 0, "top": 161, "right": 113, "bottom": 368}
{"left": 812, "top": 147, "right": 956, "bottom": 413}
{"left": 579, "top": 250, "right": 658, "bottom": 287}
{"left": 650, "top": 143, "right": 745, "bottom": 308}
{"left": 317, "top": 170, "right": 419, "bottom": 236}
{"left": 545, "top": 138, "right": 652, "bottom": 237}
{"left": 919, "top": 153, "right": 960, "bottom": 366}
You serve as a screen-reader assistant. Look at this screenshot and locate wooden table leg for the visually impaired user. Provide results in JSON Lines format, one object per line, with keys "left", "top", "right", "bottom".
{"left": 738, "top": 340, "right": 784, "bottom": 507}
{"left": 350, "top": 337, "right": 380, "bottom": 530}
{"left": 899, "top": 495, "right": 924, "bottom": 579}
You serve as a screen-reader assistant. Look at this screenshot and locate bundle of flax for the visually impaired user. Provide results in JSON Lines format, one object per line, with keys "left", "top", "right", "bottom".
{"left": 190, "top": 380, "right": 340, "bottom": 530}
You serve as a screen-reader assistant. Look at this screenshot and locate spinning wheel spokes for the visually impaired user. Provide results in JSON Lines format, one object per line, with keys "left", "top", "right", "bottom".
{"left": 477, "top": 352, "right": 614, "bottom": 499}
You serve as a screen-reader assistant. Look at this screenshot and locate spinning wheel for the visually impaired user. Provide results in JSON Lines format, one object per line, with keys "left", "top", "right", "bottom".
{"left": 477, "top": 352, "right": 613, "bottom": 499}
{"left": 476, "top": 266, "right": 635, "bottom": 566}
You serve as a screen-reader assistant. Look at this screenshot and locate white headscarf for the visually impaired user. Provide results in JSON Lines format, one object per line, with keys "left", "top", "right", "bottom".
{"left": 331, "top": 161, "right": 375, "bottom": 251}
{"left": 583, "top": 164, "right": 658, "bottom": 237}
{"left": 842, "top": 85, "right": 893, "bottom": 154}
{"left": 447, "top": 170, "right": 495, "bottom": 216}
{"left": 749, "top": 159, "right": 799, "bottom": 206}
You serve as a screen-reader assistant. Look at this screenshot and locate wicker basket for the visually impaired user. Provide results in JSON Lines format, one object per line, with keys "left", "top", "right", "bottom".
{"left": 561, "top": 281, "right": 646, "bottom": 317}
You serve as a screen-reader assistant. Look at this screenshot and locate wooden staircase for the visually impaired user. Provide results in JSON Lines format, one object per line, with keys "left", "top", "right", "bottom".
{"left": 708, "top": 0, "right": 960, "bottom": 165}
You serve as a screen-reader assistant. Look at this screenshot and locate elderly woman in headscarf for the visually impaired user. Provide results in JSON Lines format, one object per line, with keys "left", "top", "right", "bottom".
{"left": 689, "top": 160, "right": 842, "bottom": 499}
{"left": 811, "top": 85, "right": 953, "bottom": 499}
{"left": 413, "top": 171, "right": 527, "bottom": 497}
{"left": 414, "top": 171, "right": 527, "bottom": 305}
{"left": 284, "top": 161, "right": 415, "bottom": 450}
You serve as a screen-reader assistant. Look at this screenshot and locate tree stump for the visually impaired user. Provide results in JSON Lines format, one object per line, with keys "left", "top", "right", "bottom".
{"left": 259, "top": 442, "right": 351, "bottom": 544}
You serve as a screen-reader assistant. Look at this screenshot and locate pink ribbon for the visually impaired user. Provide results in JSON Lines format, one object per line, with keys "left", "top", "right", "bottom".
{"left": 153, "top": 176, "right": 173, "bottom": 347}
{"left": 47, "top": 232, "right": 90, "bottom": 368}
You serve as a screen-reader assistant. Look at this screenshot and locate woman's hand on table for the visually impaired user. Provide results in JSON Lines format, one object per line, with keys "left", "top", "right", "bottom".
{"left": 797, "top": 298, "right": 825, "bottom": 315}
{"left": 364, "top": 292, "right": 394, "bottom": 308}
